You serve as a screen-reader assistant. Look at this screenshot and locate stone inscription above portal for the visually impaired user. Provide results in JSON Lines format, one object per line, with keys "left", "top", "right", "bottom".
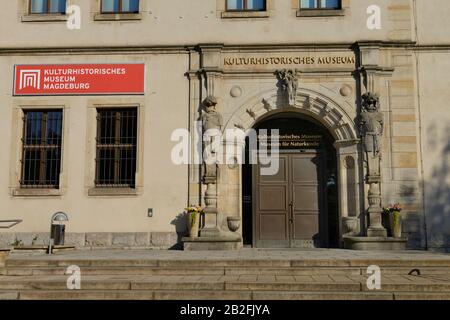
{"left": 222, "top": 52, "right": 356, "bottom": 70}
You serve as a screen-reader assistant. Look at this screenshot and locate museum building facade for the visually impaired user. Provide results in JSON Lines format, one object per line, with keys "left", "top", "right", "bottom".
{"left": 0, "top": 0, "right": 449, "bottom": 251}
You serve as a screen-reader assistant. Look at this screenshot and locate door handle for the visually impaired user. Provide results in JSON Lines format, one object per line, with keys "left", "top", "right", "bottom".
{"left": 289, "top": 201, "right": 294, "bottom": 223}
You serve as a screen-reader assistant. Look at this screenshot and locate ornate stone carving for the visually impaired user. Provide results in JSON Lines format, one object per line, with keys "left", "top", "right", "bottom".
{"left": 342, "top": 217, "right": 359, "bottom": 236}
{"left": 227, "top": 217, "right": 241, "bottom": 233}
{"left": 200, "top": 95, "right": 222, "bottom": 238}
{"left": 230, "top": 86, "right": 243, "bottom": 98}
{"left": 246, "top": 108, "right": 256, "bottom": 120}
{"left": 360, "top": 92, "right": 384, "bottom": 158}
{"left": 262, "top": 98, "right": 275, "bottom": 111}
{"left": 339, "top": 85, "right": 352, "bottom": 97}
{"left": 359, "top": 92, "right": 386, "bottom": 237}
{"left": 201, "top": 96, "right": 223, "bottom": 179}
{"left": 275, "top": 69, "right": 298, "bottom": 107}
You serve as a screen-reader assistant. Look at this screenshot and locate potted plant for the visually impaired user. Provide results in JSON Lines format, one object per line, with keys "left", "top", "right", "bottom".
{"left": 383, "top": 203, "right": 402, "bottom": 238}
{"left": 185, "top": 205, "right": 203, "bottom": 238}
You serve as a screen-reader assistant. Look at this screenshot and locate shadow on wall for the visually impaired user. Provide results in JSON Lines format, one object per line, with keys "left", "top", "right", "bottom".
{"left": 425, "top": 124, "right": 450, "bottom": 252}
{"left": 170, "top": 212, "right": 189, "bottom": 250}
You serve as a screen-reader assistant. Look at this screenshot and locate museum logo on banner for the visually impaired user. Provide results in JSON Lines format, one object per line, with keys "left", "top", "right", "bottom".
{"left": 14, "top": 64, "right": 145, "bottom": 96}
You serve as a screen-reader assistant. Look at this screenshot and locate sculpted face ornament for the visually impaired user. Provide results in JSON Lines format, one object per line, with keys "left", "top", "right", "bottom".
{"left": 360, "top": 92, "right": 384, "bottom": 158}
{"left": 276, "top": 69, "right": 298, "bottom": 107}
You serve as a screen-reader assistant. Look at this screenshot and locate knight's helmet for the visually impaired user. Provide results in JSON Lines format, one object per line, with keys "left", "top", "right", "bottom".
{"left": 362, "top": 92, "right": 380, "bottom": 111}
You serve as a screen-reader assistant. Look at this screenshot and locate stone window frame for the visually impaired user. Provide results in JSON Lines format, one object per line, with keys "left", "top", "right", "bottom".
{"left": 219, "top": 0, "right": 273, "bottom": 19}
{"left": 85, "top": 100, "right": 145, "bottom": 197}
{"left": 20, "top": 0, "right": 72, "bottom": 22}
{"left": 10, "top": 102, "right": 70, "bottom": 197}
{"left": 93, "top": 0, "right": 145, "bottom": 21}
{"left": 295, "top": 0, "right": 349, "bottom": 17}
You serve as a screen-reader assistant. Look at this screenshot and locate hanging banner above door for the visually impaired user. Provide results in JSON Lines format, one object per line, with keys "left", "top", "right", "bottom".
{"left": 13, "top": 64, "right": 145, "bottom": 96}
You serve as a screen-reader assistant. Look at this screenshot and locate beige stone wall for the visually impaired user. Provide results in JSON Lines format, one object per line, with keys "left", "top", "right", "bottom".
{"left": 0, "top": 53, "right": 189, "bottom": 238}
{"left": 414, "top": 0, "right": 450, "bottom": 44}
{"left": 412, "top": 1, "right": 450, "bottom": 250}
{"left": 0, "top": 0, "right": 413, "bottom": 48}
{"left": 415, "top": 51, "right": 450, "bottom": 250}
{"left": 380, "top": 48, "right": 424, "bottom": 248}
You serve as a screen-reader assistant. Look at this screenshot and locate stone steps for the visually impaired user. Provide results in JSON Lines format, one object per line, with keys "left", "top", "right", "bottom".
{"left": 1, "top": 252, "right": 449, "bottom": 300}
{"left": 0, "top": 274, "right": 449, "bottom": 291}
{"left": 5, "top": 258, "right": 450, "bottom": 268}
{"left": 0, "top": 290, "right": 389, "bottom": 300}
{"left": 2, "top": 266, "right": 450, "bottom": 276}
{"left": 2, "top": 289, "right": 450, "bottom": 301}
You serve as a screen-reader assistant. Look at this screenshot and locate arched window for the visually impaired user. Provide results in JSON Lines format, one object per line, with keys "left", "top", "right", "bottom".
{"left": 30, "top": 0, "right": 66, "bottom": 14}
{"left": 300, "top": 0, "right": 341, "bottom": 10}
{"left": 227, "top": 0, "right": 266, "bottom": 11}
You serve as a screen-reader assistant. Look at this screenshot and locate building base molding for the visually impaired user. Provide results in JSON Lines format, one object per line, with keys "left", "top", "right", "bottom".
{"left": 182, "top": 235, "right": 242, "bottom": 251}
{"left": 343, "top": 236, "right": 408, "bottom": 251}
{"left": 0, "top": 248, "right": 10, "bottom": 267}
{"left": 0, "top": 232, "right": 181, "bottom": 250}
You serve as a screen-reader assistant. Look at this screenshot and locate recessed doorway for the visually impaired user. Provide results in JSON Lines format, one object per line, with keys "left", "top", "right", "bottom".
{"left": 242, "top": 113, "right": 339, "bottom": 248}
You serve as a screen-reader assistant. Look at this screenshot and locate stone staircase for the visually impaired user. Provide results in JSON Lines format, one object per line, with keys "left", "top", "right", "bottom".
{"left": 0, "top": 250, "right": 450, "bottom": 300}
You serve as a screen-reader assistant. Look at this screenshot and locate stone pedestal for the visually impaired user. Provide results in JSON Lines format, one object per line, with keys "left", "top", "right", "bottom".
{"left": 200, "top": 181, "right": 221, "bottom": 237}
{"left": 344, "top": 236, "right": 407, "bottom": 251}
{"left": 366, "top": 177, "right": 387, "bottom": 237}
{"left": 199, "top": 207, "right": 220, "bottom": 237}
{"left": 182, "top": 235, "right": 242, "bottom": 251}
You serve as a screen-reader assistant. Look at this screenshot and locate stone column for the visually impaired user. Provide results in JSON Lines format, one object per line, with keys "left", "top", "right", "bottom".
{"left": 201, "top": 178, "right": 220, "bottom": 237}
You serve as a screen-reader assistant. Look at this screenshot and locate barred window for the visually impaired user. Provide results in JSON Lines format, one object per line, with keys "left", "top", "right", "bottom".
{"left": 101, "top": 0, "right": 140, "bottom": 13}
{"left": 95, "top": 108, "right": 137, "bottom": 188}
{"left": 21, "top": 110, "right": 63, "bottom": 188}
{"left": 300, "top": 0, "right": 341, "bottom": 9}
{"left": 30, "top": 0, "right": 66, "bottom": 14}
{"left": 227, "top": 0, "right": 266, "bottom": 11}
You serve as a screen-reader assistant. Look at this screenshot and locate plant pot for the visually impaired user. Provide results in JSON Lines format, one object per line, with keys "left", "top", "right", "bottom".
{"left": 188, "top": 211, "right": 200, "bottom": 238}
{"left": 390, "top": 211, "right": 402, "bottom": 238}
{"left": 227, "top": 217, "right": 241, "bottom": 232}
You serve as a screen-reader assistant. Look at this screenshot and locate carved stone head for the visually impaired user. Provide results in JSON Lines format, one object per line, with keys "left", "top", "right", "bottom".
{"left": 362, "top": 92, "right": 380, "bottom": 112}
{"left": 203, "top": 95, "right": 218, "bottom": 113}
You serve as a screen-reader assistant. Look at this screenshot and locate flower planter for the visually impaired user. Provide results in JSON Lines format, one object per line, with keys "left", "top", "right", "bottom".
{"left": 185, "top": 205, "right": 204, "bottom": 238}
{"left": 188, "top": 211, "right": 200, "bottom": 238}
{"left": 390, "top": 211, "right": 402, "bottom": 238}
{"left": 189, "top": 212, "right": 200, "bottom": 238}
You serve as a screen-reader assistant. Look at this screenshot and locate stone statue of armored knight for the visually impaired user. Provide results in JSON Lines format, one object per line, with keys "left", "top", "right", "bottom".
{"left": 199, "top": 95, "right": 222, "bottom": 238}
{"left": 360, "top": 92, "right": 384, "bottom": 177}
{"left": 201, "top": 95, "right": 223, "bottom": 180}
{"left": 360, "top": 93, "right": 384, "bottom": 156}
{"left": 360, "top": 92, "right": 387, "bottom": 237}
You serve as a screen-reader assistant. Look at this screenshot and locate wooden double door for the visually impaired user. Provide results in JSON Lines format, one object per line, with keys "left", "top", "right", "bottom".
{"left": 253, "top": 152, "right": 327, "bottom": 248}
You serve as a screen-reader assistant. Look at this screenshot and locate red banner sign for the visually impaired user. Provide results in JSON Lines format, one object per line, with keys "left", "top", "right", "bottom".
{"left": 14, "top": 64, "right": 145, "bottom": 95}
